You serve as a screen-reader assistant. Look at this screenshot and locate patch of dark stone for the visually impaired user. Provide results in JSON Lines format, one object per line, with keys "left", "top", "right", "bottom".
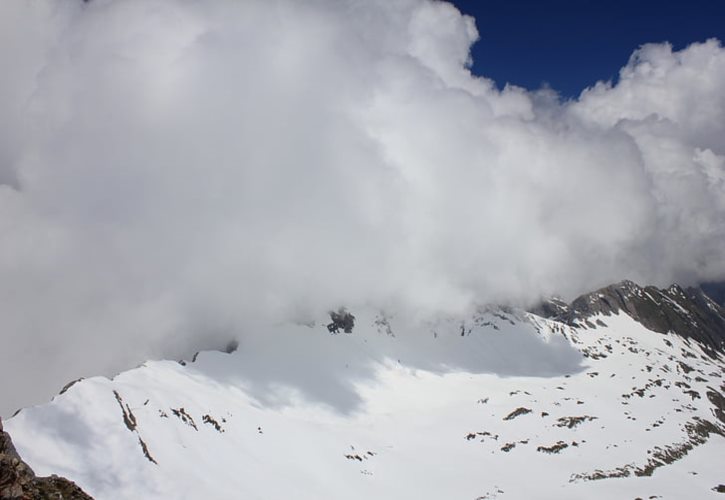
{"left": 466, "top": 431, "right": 498, "bottom": 442}
{"left": 171, "top": 407, "right": 198, "bottom": 430}
{"left": 683, "top": 390, "right": 701, "bottom": 400}
{"left": 138, "top": 437, "right": 157, "bottom": 465}
{"left": 536, "top": 441, "right": 569, "bottom": 454}
{"left": 571, "top": 417, "right": 724, "bottom": 482}
{"left": 502, "top": 407, "right": 532, "bottom": 421}
{"left": 678, "top": 361, "right": 695, "bottom": 374}
{"left": 555, "top": 416, "right": 597, "bottom": 429}
{"left": 475, "top": 487, "right": 505, "bottom": 500}
{"left": 622, "top": 378, "right": 667, "bottom": 400}
{"left": 636, "top": 418, "right": 722, "bottom": 477}
{"left": 327, "top": 308, "right": 355, "bottom": 334}
{"left": 706, "top": 387, "right": 725, "bottom": 424}
{"left": 344, "top": 451, "right": 375, "bottom": 462}
{"left": 113, "top": 391, "right": 137, "bottom": 432}
{"left": 111, "top": 391, "right": 160, "bottom": 465}
{"left": 59, "top": 378, "right": 84, "bottom": 395}
{"left": 202, "top": 414, "right": 224, "bottom": 433}
{"left": 500, "top": 442, "right": 516, "bottom": 452}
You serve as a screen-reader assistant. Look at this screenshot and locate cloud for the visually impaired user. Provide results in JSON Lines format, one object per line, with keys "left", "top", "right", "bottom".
{"left": 0, "top": 0, "right": 723, "bottom": 415}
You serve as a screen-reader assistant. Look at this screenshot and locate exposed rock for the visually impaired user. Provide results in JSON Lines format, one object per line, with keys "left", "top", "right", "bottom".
{"left": 202, "top": 415, "right": 224, "bottom": 433}
{"left": 1, "top": 418, "right": 93, "bottom": 499}
{"left": 137, "top": 437, "right": 157, "bottom": 465}
{"left": 634, "top": 418, "right": 723, "bottom": 477}
{"left": 572, "top": 418, "right": 725, "bottom": 482}
{"left": 59, "top": 378, "right": 84, "bottom": 396}
{"left": 706, "top": 387, "right": 725, "bottom": 425}
{"left": 538, "top": 281, "right": 725, "bottom": 356}
{"left": 500, "top": 442, "right": 516, "bottom": 452}
{"left": 537, "top": 441, "right": 569, "bottom": 454}
{"left": 113, "top": 391, "right": 137, "bottom": 432}
{"left": 555, "top": 416, "right": 598, "bottom": 429}
{"left": 502, "top": 407, "right": 532, "bottom": 421}
{"left": 171, "top": 408, "right": 198, "bottom": 430}
{"left": 327, "top": 308, "right": 355, "bottom": 334}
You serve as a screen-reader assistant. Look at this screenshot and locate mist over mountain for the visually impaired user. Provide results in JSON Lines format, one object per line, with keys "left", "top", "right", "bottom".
{"left": 700, "top": 281, "right": 725, "bottom": 307}
{"left": 0, "top": 0, "right": 724, "bottom": 416}
{"left": 3, "top": 282, "right": 725, "bottom": 499}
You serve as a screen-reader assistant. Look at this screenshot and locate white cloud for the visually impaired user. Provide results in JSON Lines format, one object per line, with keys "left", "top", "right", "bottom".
{"left": 0, "top": 0, "right": 723, "bottom": 415}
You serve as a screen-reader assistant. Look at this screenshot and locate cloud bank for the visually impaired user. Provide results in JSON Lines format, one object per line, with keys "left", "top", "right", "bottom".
{"left": 0, "top": 0, "right": 724, "bottom": 414}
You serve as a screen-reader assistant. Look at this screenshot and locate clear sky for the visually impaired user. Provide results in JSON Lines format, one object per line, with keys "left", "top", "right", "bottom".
{"left": 450, "top": 0, "right": 725, "bottom": 98}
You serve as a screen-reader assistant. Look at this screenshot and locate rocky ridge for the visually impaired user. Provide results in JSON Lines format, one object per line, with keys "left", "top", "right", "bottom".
{"left": 534, "top": 280, "right": 725, "bottom": 356}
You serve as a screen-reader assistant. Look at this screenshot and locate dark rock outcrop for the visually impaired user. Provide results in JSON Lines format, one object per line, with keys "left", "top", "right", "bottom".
{"left": 536, "top": 280, "right": 725, "bottom": 356}
{"left": 0, "top": 418, "right": 92, "bottom": 500}
{"left": 327, "top": 308, "right": 355, "bottom": 334}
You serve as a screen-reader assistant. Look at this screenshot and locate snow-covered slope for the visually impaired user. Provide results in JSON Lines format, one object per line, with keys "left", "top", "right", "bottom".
{"left": 5, "top": 306, "right": 725, "bottom": 499}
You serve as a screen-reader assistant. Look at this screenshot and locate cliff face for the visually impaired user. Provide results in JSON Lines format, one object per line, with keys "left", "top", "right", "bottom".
{"left": 538, "top": 281, "right": 725, "bottom": 357}
{"left": 0, "top": 418, "right": 92, "bottom": 500}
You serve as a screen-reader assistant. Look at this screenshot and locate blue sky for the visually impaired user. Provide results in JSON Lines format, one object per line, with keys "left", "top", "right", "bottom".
{"left": 450, "top": 0, "right": 725, "bottom": 98}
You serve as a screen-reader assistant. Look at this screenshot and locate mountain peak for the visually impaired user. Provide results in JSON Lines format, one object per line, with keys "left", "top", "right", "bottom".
{"left": 535, "top": 280, "right": 725, "bottom": 357}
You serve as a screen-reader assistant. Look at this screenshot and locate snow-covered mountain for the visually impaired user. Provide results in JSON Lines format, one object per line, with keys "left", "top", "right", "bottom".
{"left": 3, "top": 281, "right": 724, "bottom": 499}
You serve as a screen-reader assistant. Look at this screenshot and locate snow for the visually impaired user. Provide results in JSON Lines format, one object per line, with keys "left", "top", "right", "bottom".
{"left": 5, "top": 310, "right": 725, "bottom": 499}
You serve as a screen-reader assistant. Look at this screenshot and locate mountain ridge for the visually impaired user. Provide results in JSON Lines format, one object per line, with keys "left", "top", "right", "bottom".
{"left": 533, "top": 280, "right": 725, "bottom": 356}
{"left": 2, "top": 279, "right": 724, "bottom": 499}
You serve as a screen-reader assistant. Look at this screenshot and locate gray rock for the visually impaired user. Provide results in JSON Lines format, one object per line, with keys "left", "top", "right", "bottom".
{"left": 535, "top": 280, "right": 725, "bottom": 356}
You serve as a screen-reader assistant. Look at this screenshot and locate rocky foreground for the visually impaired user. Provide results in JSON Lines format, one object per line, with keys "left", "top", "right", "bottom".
{"left": 0, "top": 418, "right": 91, "bottom": 499}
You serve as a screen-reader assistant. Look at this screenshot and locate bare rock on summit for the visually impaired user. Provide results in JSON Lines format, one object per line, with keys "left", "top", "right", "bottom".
{"left": 539, "top": 280, "right": 725, "bottom": 357}
{"left": 1, "top": 418, "right": 93, "bottom": 500}
{"left": 327, "top": 308, "right": 356, "bottom": 334}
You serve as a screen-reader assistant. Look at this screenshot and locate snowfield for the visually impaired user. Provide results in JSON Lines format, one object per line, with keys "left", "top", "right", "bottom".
{"left": 6, "top": 309, "right": 725, "bottom": 499}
